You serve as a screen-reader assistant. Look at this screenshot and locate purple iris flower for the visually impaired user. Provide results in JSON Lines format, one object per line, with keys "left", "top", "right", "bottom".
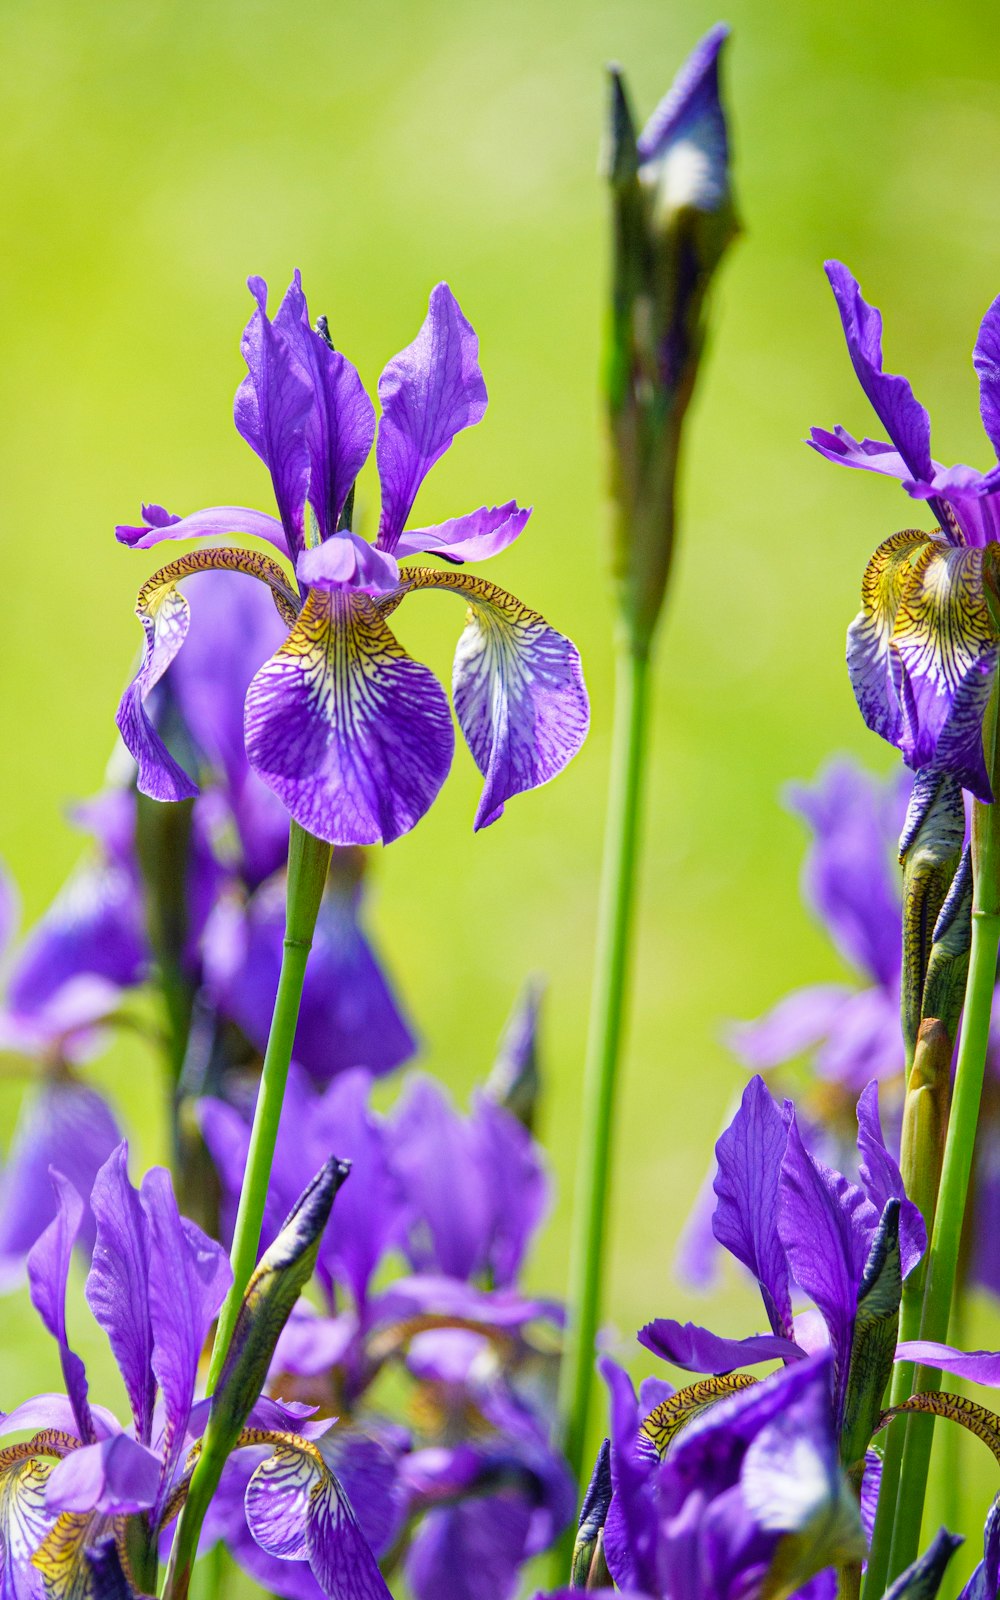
{"left": 648, "top": 1075, "right": 925, "bottom": 1432}
{"left": 596, "top": 1351, "right": 863, "bottom": 1600}
{"left": 116, "top": 274, "right": 589, "bottom": 845}
{"left": 811, "top": 263, "right": 1000, "bottom": 798}
{"left": 199, "top": 1064, "right": 572, "bottom": 1600}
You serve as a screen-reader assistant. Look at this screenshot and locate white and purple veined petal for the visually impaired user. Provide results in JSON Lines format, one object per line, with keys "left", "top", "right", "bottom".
{"left": 244, "top": 1439, "right": 392, "bottom": 1600}
{"left": 375, "top": 284, "right": 488, "bottom": 554}
{"left": 244, "top": 589, "right": 455, "bottom": 846}
{"left": 270, "top": 273, "right": 376, "bottom": 540}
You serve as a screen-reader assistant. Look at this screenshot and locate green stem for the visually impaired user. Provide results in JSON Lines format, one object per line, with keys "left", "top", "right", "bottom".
{"left": 556, "top": 642, "right": 650, "bottom": 1547}
{"left": 161, "top": 822, "right": 330, "bottom": 1600}
{"left": 882, "top": 796, "right": 1000, "bottom": 1585}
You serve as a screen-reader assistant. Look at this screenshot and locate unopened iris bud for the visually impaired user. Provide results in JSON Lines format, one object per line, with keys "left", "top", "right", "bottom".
{"left": 570, "top": 1437, "right": 613, "bottom": 1589}
{"left": 605, "top": 25, "right": 738, "bottom": 650}
{"left": 485, "top": 978, "right": 543, "bottom": 1132}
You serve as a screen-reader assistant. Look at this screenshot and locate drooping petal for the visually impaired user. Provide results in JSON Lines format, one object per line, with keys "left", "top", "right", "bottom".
{"left": 270, "top": 273, "right": 376, "bottom": 538}
{"left": 44, "top": 1435, "right": 159, "bottom": 1516}
{"left": 140, "top": 1166, "right": 231, "bottom": 1493}
{"left": 385, "top": 566, "right": 588, "bottom": 829}
{"left": 713, "top": 1077, "right": 793, "bottom": 1338}
{"left": 296, "top": 537, "right": 399, "bottom": 597}
{"left": 235, "top": 277, "right": 312, "bottom": 552}
{"left": 846, "top": 529, "right": 930, "bottom": 751}
{"left": 855, "top": 1082, "right": 926, "bottom": 1278}
{"left": 116, "top": 547, "right": 298, "bottom": 804}
{"left": 823, "top": 263, "right": 934, "bottom": 484}
{"left": 393, "top": 502, "right": 531, "bottom": 563}
{"left": 974, "top": 294, "right": 1000, "bottom": 463}
{"left": 892, "top": 542, "right": 998, "bottom": 799}
{"left": 115, "top": 504, "right": 289, "bottom": 558}
{"left": 0, "top": 1086, "right": 122, "bottom": 1285}
{"left": 244, "top": 1441, "right": 392, "bottom": 1600}
{"left": 375, "top": 284, "right": 488, "bottom": 553}
{"left": 244, "top": 588, "right": 454, "bottom": 846}
{"left": 84, "top": 1145, "right": 155, "bottom": 1446}
{"left": 26, "top": 1173, "right": 96, "bottom": 1445}
{"left": 786, "top": 761, "right": 906, "bottom": 989}
{"left": 638, "top": 1319, "right": 803, "bottom": 1374}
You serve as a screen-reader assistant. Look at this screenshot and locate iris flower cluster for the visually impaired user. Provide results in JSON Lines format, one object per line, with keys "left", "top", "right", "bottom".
{"left": 116, "top": 275, "right": 588, "bottom": 846}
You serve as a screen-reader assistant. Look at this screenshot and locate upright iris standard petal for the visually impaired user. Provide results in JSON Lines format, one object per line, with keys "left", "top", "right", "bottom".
{"left": 973, "top": 295, "right": 1000, "bottom": 463}
{"left": 855, "top": 1083, "right": 926, "bottom": 1277}
{"left": 823, "top": 263, "right": 934, "bottom": 485}
{"left": 270, "top": 273, "right": 376, "bottom": 538}
{"left": 139, "top": 1166, "right": 231, "bottom": 1491}
{"left": 117, "top": 547, "right": 298, "bottom": 804}
{"left": 846, "top": 529, "right": 930, "bottom": 749}
{"left": 375, "top": 284, "right": 488, "bottom": 553}
{"left": 384, "top": 567, "right": 588, "bottom": 830}
{"left": 27, "top": 1173, "right": 96, "bottom": 1446}
{"left": 235, "top": 277, "right": 312, "bottom": 553}
{"left": 84, "top": 1146, "right": 155, "bottom": 1447}
{"left": 892, "top": 542, "right": 999, "bottom": 800}
{"left": 244, "top": 589, "right": 455, "bottom": 846}
{"left": 712, "top": 1077, "right": 793, "bottom": 1338}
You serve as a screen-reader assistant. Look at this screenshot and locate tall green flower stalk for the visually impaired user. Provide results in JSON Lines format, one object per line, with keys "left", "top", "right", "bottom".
{"left": 865, "top": 695, "right": 1000, "bottom": 1596}
{"left": 557, "top": 26, "right": 738, "bottom": 1506}
{"left": 207, "top": 820, "right": 332, "bottom": 1388}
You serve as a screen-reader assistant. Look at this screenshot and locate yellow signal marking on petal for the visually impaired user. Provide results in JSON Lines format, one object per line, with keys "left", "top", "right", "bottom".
{"left": 0, "top": 1444, "right": 65, "bottom": 1593}
{"left": 136, "top": 545, "right": 300, "bottom": 628}
{"left": 878, "top": 1389, "right": 1000, "bottom": 1464}
{"left": 858, "top": 529, "right": 933, "bottom": 636}
{"left": 891, "top": 543, "right": 996, "bottom": 694}
{"left": 377, "top": 564, "right": 544, "bottom": 629}
{"left": 640, "top": 1371, "right": 758, "bottom": 1458}
{"left": 32, "top": 1511, "right": 110, "bottom": 1600}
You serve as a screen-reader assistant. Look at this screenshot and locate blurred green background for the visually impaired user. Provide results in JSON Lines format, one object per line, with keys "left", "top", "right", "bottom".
{"left": 3, "top": 0, "right": 1000, "bottom": 1580}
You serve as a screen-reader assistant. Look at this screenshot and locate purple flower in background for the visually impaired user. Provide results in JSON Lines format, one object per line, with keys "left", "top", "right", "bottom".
{"left": 811, "top": 263, "right": 1000, "bottom": 797}
{"left": 116, "top": 274, "right": 588, "bottom": 845}
{"left": 202, "top": 850, "right": 415, "bottom": 1084}
{"left": 729, "top": 760, "right": 907, "bottom": 1091}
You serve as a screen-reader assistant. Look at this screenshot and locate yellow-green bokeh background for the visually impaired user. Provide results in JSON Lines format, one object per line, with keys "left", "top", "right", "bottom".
{"left": 3, "top": 0, "right": 1000, "bottom": 1583}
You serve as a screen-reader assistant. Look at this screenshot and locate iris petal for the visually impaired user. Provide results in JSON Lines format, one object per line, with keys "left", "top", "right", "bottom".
{"left": 892, "top": 542, "right": 999, "bottom": 799}
{"left": 393, "top": 502, "right": 531, "bottom": 563}
{"left": 974, "top": 292, "right": 1000, "bottom": 463}
{"left": 846, "top": 529, "right": 931, "bottom": 749}
{"left": 383, "top": 567, "right": 589, "bottom": 830}
{"left": 244, "top": 589, "right": 454, "bottom": 846}
{"left": 116, "top": 547, "right": 299, "bottom": 804}
{"left": 0, "top": 1444, "right": 60, "bottom": 1600}
{"left": 114, "top": 504, "right": 289, "bottom": 558}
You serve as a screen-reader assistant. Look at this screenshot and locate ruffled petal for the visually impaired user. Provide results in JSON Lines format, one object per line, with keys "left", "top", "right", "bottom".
{"left": 393, "top": 502, "right": 531, "bottom": 563}
{"left": 823, "top": 263, "right": 934, "bottom": 484}
{"left": 637, "top": 1319, "right": 802, "bottom": 1373}
{"left": 974, "top": 293, "right": 1000, "bottom": 462}
{"left": 115, "top": 503, "right": 289, "bottom": 558}
{"left": 892, "top": 542, "right": 998, "bottom": 799}
{"left": 235, "top": 277, "right": 312, "bottom": 552}
{"left": 384, "top": 566, "right": 588, "bottom": 829}
{"left": 244, "top": 589, "right": 454, "bottom": 846}
{"left": 375, "top": 284, "right": 487, "bottom": 553}
{"left": 846, "top": 529, "right": 930, "bottom": 751}
{"left": 270, "top": 273, "right": 376, "bottom": 537}
{"left": 116, "top": 546, "right": 299, "bottom": 804}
